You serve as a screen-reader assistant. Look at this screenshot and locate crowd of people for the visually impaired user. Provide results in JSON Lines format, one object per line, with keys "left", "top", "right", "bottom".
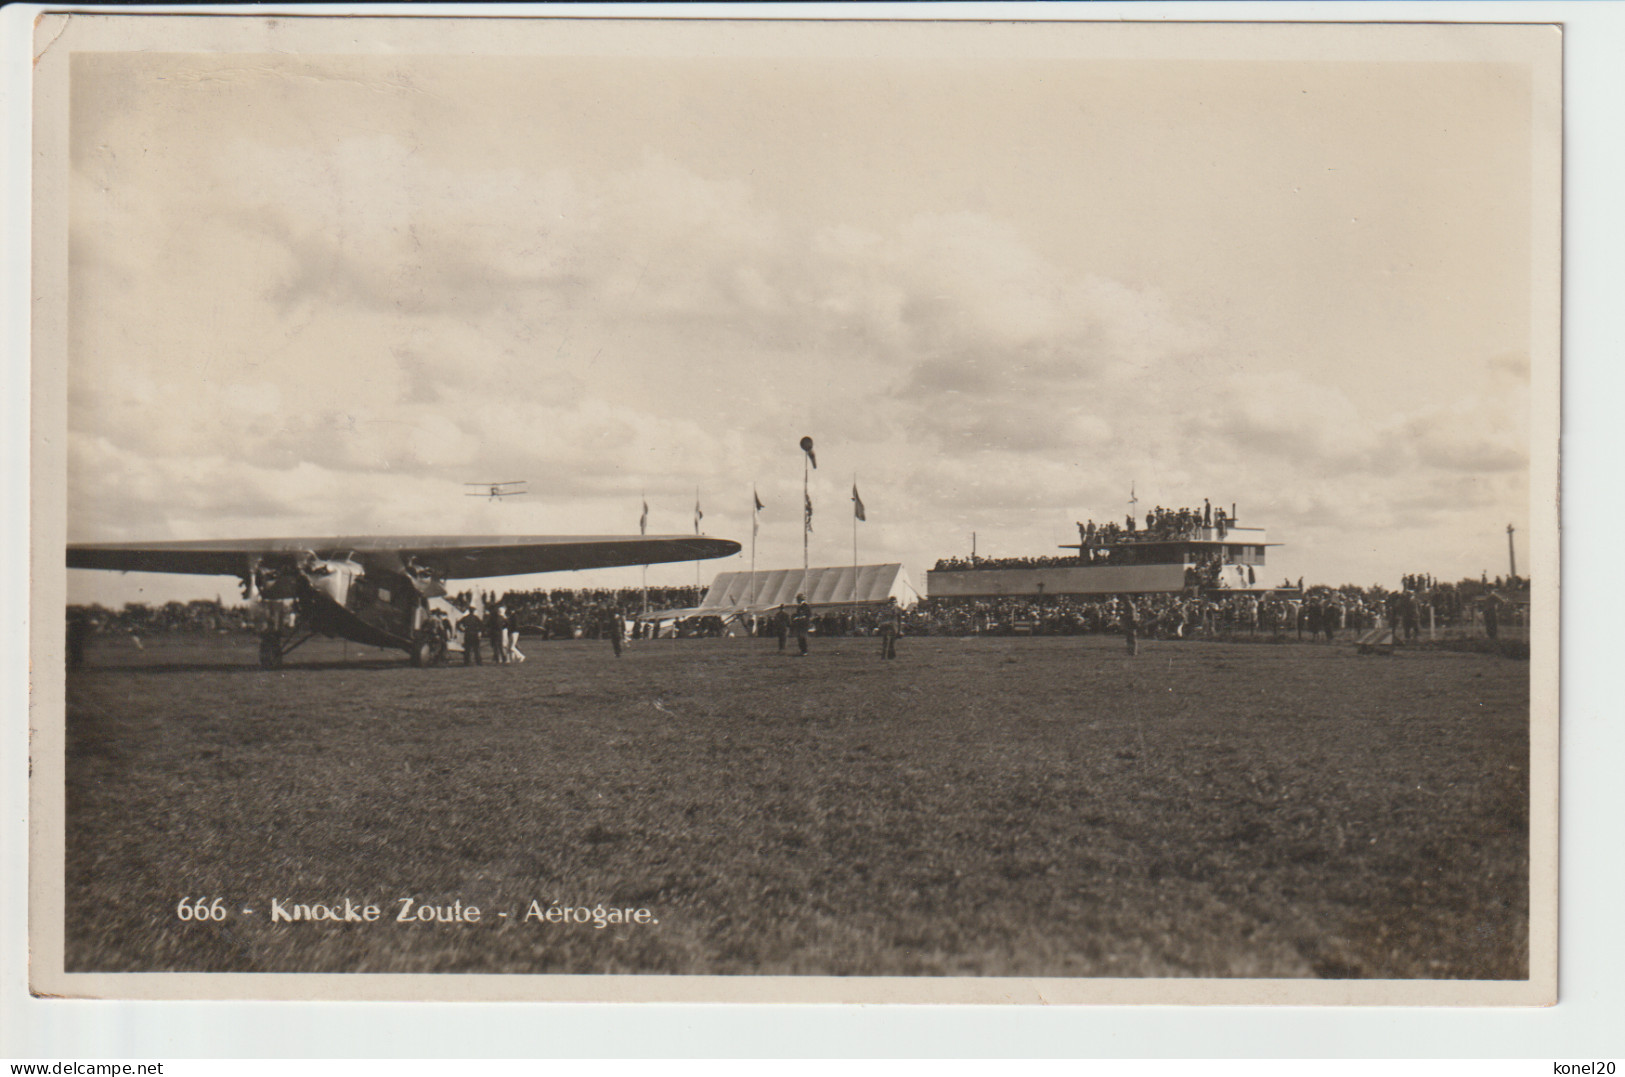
{"left": 65, "top": 599, "right": 259, "bottom": 637}
{"left": 66, "top": 571, "right": 1527, "bottom": 660}
{"left": 932, "top": 554, "right": 1084, "bottom": 572}
{"left": 1077, "top": 499, "right": 1233, "bottom": 548}
{"left": 455, "top": 586, "right": 704, "bottom": 641}
{"left": 891, "top": 580, "right": 1522, "bottom": 642}
{"left": 933, "top": 500, "right": 1241, "bottom": 573}
{"left": 892, "top": 592, "right": 1366, "bottom": 640}
{"left": 1386, "top": 572, "right": 1529, "bottom": 641}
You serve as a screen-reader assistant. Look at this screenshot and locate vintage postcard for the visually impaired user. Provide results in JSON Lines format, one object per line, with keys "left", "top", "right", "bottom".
{"left": 29, "top": 13, "right": 1559, "bottom": 1004}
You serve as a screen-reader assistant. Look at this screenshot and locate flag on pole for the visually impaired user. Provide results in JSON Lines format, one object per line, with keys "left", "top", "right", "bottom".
{"left": 694, "top": 495, "right": 703, "bottom": 535}
{"left": 753, "top": 488, "right": 763, "bottom": 537}
{"left": 804, "top": 490, "right": 814, "bottom": 533}
{"left": 852, "top": 483, "right": 866, "bottom": 522}
{"left": 639, "top": 499, "right": 648, "bottom": 536}
{"left": 800, "top": 436, "right": 817, "bottom": 469}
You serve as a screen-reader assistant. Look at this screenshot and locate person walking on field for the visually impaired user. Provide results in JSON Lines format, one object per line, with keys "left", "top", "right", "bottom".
{"left": 505, "top": 615, "right": 525, "bottom": 663}
{"left": 791, "top": 594, "right": 813, "bottom": 656}
{"left": 606, "top": 607, "right": 625, "bottom": 657}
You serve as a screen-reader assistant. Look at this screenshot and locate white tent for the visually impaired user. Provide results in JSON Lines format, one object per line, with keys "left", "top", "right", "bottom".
{"left": 702, "top": 563, "right": 920, "bottom": 613}
{"left": 640, "top": 563, "right": 919, "bottom": 629}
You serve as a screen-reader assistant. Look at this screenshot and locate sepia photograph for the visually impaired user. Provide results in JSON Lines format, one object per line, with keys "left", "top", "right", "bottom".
{"left": 29, "top": 13, "right": 1558, "bottom": 1004}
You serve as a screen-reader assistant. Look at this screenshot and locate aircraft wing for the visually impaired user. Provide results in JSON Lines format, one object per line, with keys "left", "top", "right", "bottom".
{"left": 67, "top": 534, "right": 741, "bottom": 578}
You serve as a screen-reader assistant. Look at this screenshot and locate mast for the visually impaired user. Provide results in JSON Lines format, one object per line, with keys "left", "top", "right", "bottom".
{"left": 852, "top": 474, "right": 859, "bottom": 629}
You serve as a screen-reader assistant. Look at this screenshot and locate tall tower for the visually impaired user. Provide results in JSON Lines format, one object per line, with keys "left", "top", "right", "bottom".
{"left": 1507, "top": 523, "right": 1517, "bottom": 579}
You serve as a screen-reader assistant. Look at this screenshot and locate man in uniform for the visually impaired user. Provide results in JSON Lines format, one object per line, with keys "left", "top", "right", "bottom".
{"left": 459, "top": 606, "right": 484, "bottom": 666}
{"left": 791, "top": 593, "right": 813, "bottom": 656}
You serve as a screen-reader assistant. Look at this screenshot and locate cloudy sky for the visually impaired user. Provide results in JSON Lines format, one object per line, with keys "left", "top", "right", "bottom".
{"left": 64, "top": 24, "right": 1546, "bottom": 605}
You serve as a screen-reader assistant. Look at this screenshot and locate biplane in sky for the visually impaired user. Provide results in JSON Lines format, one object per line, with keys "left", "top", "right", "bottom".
{"left": 67, "top": 533, "right": 741, "bottom": 668}
{"left": 466, "top": 481, "right": 528, "bottom": 500}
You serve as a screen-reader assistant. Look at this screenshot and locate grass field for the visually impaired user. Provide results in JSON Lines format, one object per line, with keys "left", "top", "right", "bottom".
{"left": 63, "top": 633, "right": 1529, "bottom": 978}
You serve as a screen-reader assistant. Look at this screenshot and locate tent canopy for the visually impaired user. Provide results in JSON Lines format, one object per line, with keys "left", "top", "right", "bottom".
{"left": 644, "top": 563, "right": 919, "bottom": 620}
{"left": 707, "top": 563, "right": 919, "bottom": 611}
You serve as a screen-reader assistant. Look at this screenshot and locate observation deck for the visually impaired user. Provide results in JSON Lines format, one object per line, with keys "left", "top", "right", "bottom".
{"left": 926, "top": 512, "right": 1284, "bottom": 599}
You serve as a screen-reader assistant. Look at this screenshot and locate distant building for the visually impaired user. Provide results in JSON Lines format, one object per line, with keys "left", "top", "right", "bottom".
{"left": 928, "top": 511, "right": 1282, "bottom": 599}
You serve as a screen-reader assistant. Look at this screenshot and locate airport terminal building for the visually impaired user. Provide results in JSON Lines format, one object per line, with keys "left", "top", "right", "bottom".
{"left": 926, "top": 514, "right": 1284, "bottom": 599}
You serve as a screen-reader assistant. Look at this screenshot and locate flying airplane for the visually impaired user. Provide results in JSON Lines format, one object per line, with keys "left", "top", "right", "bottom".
{"left": 67, "top": 533, "right": 741, "bottom": 668}
{"left": 465, "top": 481, "right": 528, "bottom": 500}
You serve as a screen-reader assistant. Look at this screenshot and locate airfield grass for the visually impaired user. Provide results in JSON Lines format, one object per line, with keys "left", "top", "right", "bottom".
{"left": 63, "top": 633, "right": 1528, "bottom": 978}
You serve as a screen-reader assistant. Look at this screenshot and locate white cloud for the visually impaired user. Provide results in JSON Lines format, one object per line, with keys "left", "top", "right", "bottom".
{"left": 65, "top": 67, "right": 1534, "bottom": 593}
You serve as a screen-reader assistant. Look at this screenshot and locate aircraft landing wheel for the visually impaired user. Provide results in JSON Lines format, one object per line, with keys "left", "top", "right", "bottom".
{"left": 411, "top": 637, "right": 436, "bottom": 668}
{"left": 258, "top": 632, "right": 283, "bottom": 670}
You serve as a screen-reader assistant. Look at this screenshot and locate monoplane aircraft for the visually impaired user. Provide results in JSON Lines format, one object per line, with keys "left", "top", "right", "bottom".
{"left": 67, "top": 533, "right": 740, "bottom": 668}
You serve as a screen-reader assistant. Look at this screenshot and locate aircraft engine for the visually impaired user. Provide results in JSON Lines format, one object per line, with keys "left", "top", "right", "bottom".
{"left": 301, "top": 556, "right": 364, "bottom": 607}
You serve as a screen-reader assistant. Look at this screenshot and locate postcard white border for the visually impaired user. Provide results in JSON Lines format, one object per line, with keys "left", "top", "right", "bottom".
{"left": 8, "top": 0, "right": 1602, "bottom": 1055}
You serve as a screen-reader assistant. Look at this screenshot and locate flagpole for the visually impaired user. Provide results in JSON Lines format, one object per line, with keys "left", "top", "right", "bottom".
{"left": 749, "top": 488, "right": 755, "bottom": 631}
{"left": 798, "top": 436, "right": 816, "bottom": 598}
{"left": 851, "top": 473, "right": 858, "bottom": 634}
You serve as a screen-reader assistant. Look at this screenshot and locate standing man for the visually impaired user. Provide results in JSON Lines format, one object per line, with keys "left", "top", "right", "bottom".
{"left": 792, "top": 593, "right": 813, "bottom": 657}
{"left": 426, "top": 607, "right": 450, "bottom": 665}
{"left": 606, "top": 606, "right": 625, "bottom": 657}
{"left": 1121, "top": 597, "right": 1140, "bottom": 656}
{"left": 879, "top": 602, "right": 901, "bottom": 660}
{"left": 774, "top": 604, "right": 789, "bottom": 653}
{"left": 1402, "top": 591, "right": 1421, "bottom": 642}
{"left": 487, "top": 603, "right": 508, "bottom": 664}
{"left": 459, "top": 605, "right": 484, "bottom": 666}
